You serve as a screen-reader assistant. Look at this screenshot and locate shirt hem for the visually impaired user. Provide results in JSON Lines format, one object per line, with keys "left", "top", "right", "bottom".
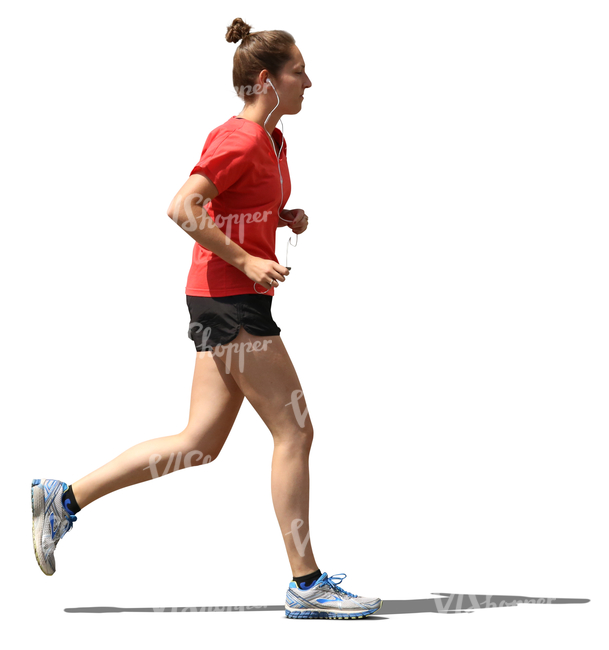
{"left": 185, "top": 286, "right": 275, "bottom": 298}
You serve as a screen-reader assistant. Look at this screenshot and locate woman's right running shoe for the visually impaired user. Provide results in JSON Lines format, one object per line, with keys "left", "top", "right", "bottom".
{"left": 31, "top": 478, "right": 77, "bottom": 576}
{"left": 285, "top": 572, "right": 382, "bottom": 619}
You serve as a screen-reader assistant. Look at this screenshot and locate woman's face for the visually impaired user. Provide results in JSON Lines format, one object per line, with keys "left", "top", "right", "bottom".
{"left": 274, "top": 45, "right": 312, "bottom": 115}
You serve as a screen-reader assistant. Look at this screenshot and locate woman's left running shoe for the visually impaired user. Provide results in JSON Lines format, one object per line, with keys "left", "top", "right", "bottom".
{"left": 31, "top": 478, "right": 77, "bottom": 576}
{"left": 285, "top": 572, "right": 382, "bottom": 619}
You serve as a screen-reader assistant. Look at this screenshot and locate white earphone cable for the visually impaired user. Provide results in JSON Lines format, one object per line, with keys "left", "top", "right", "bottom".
{"left": 254, "top": 78, "right": 296, "bottom": 294}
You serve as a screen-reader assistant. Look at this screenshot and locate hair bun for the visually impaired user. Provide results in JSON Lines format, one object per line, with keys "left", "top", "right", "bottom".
{"left": 226, "top": 17, "right": 252, "bottom": 44}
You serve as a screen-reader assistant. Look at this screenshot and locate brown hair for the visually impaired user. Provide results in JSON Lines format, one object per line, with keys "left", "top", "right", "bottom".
{"left": 225, "top": 17, "right": 295, "bottom": 102}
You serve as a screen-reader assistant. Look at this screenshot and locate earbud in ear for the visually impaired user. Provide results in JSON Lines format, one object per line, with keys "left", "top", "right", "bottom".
{"left": 266, "top": 78, "right": 274, "bottom": 88}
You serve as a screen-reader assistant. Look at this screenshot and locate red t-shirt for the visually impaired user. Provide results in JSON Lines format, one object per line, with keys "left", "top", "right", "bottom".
{"left": 185, "top": 115, "right": 291, "bottom": 297}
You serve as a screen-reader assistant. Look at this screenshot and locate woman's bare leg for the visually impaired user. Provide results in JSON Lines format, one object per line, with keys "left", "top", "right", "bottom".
{"left": 212, "top": 326, "right": 318, "bottom": 578}
{"left": 71, "top": 351, "right": 244, "bottom": 509}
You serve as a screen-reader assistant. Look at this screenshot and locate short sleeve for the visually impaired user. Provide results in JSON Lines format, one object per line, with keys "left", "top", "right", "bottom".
{"left": 190, "top": 132, "right": 250, "bottom": 195}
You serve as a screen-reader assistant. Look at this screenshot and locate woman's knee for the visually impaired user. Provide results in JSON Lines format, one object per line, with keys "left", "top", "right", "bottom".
{"left": 300, "top": 418, "right": 314, "bottom": 444}
{"left": 273, "top": 423, "right": 314, "bottom": 449}
{"left": 175, "top": 430, "right": 224, "bottom": 465}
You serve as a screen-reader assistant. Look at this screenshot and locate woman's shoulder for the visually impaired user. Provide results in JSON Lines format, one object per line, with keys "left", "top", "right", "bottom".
{"left": 203, "top": 116, "right": 261, "bottom": 153}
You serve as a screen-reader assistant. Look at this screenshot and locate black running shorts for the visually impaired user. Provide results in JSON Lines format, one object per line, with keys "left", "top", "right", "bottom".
{"left": 186, "top": 294, "right": 281, "bottom": 351}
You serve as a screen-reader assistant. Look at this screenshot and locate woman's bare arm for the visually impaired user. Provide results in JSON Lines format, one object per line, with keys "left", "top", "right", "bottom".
{"left": 166, "top": 173, "right": 289, "bottom": 287}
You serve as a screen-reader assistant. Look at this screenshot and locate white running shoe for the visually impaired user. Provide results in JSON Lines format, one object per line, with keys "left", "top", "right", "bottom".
{"left": 285, "top": 572, "right": 382, "bottom": 619}
{"left": 31, "top": 478, "right": 77, "bottom": 576}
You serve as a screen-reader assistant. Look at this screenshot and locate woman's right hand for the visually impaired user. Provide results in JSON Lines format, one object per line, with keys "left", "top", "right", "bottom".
{"left": 243, "top": 255, "right": 290, "bottom": 290}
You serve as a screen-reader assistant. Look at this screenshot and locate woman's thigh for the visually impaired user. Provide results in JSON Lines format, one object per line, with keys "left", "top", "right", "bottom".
{"left": 183, "top": 350, "right": 245, "bottom": 459}
{"left": 211, "top": 326, "right": 313, "bottom": 442}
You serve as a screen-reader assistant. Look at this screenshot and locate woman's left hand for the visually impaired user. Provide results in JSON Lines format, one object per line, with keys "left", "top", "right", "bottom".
{"left": 279, "top": 208, "right": 309, "bottom": 234}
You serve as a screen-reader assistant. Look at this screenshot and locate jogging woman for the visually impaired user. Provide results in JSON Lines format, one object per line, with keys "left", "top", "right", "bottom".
{"left": 31, "top": 17, "right": 382, "bottom": 620}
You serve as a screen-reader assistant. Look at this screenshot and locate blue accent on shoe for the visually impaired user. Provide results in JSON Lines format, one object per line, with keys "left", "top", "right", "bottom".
{"left": 285, "top": 572, "right": 382, "bottom": 620}
{"left": 63, "top": 499, "right": 75, "bottom": 516}
{"left": 44, "top": 480, "right": 58, "bottom": 497}
{"left": 50, "top": 511, "right": 55, "bottom": 539}
{"left": 285, "top": 608, "right": 379, "bottom": 620}
{"left": 60, "top": 512, "right": 77, "bottom": 538}
{"left": 299, "top": 579, "right": 317, "bottom": 590}
{"left": 315, "top": 573, "right": 359, "bottom": 599}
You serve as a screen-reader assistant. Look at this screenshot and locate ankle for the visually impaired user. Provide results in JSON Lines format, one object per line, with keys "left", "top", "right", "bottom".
{"left": 61, "top": 484, "right": 82, "bottom": 515}
{"left": 293, "top": 568, "right": 322, "bottom": 589}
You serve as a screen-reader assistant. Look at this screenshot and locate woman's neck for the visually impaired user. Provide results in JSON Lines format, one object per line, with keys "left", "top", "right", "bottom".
{"left": 236, "top": 103, "right": 281, "bottom": 135}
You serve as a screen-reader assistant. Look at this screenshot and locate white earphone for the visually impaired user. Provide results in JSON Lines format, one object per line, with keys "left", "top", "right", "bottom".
{"left": 263, "top": 77, "right": 287, "bottom": 220}
{"left": 254, "top": 76, "right": 297, "bottom": 294}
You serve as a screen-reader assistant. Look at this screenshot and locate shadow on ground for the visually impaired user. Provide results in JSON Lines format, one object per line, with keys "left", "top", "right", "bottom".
{"left": 65, "top": 593, "right": 590, "bottom": 616}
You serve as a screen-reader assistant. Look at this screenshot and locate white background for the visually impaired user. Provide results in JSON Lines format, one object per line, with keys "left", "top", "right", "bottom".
{"left": 2, "top": 1, "right": 607, "bottom": 648}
